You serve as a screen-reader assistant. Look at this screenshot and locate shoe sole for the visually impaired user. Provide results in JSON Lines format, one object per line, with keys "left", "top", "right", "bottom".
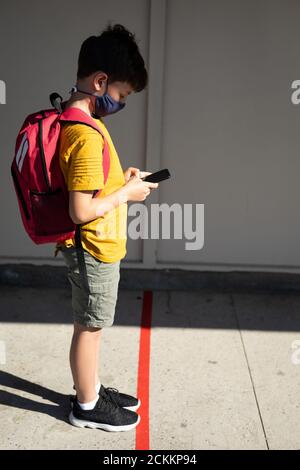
{"left": 69, "top": 410, "right": 140, "bottom": 432}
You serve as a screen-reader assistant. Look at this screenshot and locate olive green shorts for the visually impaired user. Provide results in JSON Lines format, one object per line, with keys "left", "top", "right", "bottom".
{"left": 60, "top": 246, "right": 120, "bottom": 328}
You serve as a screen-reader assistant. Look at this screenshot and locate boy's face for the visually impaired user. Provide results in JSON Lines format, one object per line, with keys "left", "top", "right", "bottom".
{"left": 106, "top": 81, "right": 133, "bottom": 104}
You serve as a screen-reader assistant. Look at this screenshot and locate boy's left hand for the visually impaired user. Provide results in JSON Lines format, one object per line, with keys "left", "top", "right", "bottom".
{"left": 124, "top": 167, "right": 152, "bottom": 182}
{"left": 124, "top": 167, "right": 140, "bottom": 182}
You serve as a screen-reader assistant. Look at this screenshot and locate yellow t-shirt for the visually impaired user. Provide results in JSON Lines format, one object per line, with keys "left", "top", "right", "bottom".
{"left": 55, "top": 116, "right": 127, "bottom": 263}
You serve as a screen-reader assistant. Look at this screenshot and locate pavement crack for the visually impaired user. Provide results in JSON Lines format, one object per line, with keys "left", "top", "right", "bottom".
{"left": 230, "top": 293, "right": 270, "bottom": 450}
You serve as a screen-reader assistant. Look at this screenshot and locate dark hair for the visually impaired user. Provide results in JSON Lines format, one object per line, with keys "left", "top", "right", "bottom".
{"left": 77, "top": 24, "right": 148, "bottom": 92}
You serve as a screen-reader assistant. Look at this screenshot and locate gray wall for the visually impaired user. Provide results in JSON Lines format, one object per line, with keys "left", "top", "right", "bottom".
{"left": 1, "top": 0, "right": 300, "bottom": 272}
{"left": 157, "top": 0, "right": 300, "bottom": 271}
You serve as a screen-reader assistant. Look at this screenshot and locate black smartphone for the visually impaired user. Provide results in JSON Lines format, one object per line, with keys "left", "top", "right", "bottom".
{"left": 141, "top": 168, "right": 171, "bottom": 183}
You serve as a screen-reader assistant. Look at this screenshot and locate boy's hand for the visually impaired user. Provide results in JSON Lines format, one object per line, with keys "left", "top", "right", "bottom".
{"left": 139, "top": 171, "right": 153, "bottom": 180}
{"left": 124, "top": 167, "right": 140, "bottom": 182}
{"left": 123, "top": 168, "right": 153, "bottom": 182}
{"left": 122, "top": 176, "right": 159, "bottom": 202}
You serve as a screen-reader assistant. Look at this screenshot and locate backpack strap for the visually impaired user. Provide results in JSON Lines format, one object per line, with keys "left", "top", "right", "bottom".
{"left": 74, "top": 224, "right": 90, "bottom": 291}
{"left": 50, "top": 92, "right": 63, "bottom": 113}
{"left": 59, "top": 107, "right": 110, "bottom": 187}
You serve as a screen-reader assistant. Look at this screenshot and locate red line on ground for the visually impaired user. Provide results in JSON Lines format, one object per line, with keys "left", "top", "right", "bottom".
{"left": 135, "top": 290, "right": 153, "bottom": 450}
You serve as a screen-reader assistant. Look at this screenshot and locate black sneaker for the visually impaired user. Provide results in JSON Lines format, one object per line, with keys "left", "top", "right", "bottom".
{"left": 99, "top": 385, "right": 141, "bottom": 412}
{"left": 69, "top": 395, "right": 140, "bottom": 432}
{"left": 70, "top": 385, "right": 141, "bottom": 412}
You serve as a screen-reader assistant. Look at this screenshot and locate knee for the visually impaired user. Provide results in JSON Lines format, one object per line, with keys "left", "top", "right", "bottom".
{"left": 73, "top": 322, "right": 102, "bottom": 336}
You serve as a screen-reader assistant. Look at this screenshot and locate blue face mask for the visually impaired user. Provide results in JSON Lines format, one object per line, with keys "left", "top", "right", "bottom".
{"left": 71, "top": 81, "right": 126, "bottom": 117}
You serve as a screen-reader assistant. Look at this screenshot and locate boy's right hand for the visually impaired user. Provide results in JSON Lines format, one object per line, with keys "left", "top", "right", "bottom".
{"left": 123, "top": 175, "right": 159, "bottom": 202}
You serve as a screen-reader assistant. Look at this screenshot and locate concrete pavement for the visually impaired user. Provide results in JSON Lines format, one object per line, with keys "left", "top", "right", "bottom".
{"left": 0, "top": 286, "right": 300, "bottom": 449}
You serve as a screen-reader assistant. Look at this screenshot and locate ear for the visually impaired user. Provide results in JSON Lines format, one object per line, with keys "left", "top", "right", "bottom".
{"left": 93, "top": 71, "right": 108, "bottom": 91}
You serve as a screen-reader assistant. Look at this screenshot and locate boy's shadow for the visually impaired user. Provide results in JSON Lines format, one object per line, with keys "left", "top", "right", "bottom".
{"left": 0, "top": 370, "right": 71, "bottom": 423}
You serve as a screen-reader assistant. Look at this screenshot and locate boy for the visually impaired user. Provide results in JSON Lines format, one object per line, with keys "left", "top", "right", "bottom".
{"left": 55, "top": 24, "right": 158, "bottom": 432}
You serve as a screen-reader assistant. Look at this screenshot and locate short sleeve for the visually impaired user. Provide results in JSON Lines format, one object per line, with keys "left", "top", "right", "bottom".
{"left": 67, "top": 129, "right": 105, "bottom": 191}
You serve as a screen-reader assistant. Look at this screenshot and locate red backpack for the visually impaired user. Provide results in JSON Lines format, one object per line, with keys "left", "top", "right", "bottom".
{"left": 11, "top": 93, "right": 110, "bottom": 244}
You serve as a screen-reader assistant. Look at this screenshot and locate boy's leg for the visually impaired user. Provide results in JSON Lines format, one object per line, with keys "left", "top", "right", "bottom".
{"left": 70, "top": 321, "right": 101, "bottom": 403}
{"left": 95, "top": 334, "right": 101, "bottom": 390}
{"left": 61, "top": 247, "right": 138, "bottom": 409}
